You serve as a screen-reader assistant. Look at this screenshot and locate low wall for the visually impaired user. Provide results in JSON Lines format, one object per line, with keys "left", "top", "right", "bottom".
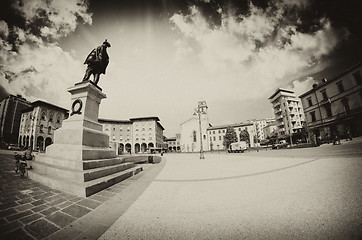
{"left": 123, "top": 155, "right": 162, "bottom": 164}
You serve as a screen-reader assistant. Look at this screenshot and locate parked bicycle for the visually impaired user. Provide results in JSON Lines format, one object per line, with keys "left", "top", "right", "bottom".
{"left": 14, "top": 149, "right": 34, "bottom": 177}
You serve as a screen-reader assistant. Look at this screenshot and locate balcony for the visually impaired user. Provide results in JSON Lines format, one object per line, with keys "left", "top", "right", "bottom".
{"left": 274, "top": 107, "right": 282, "bottom": 114}
{"left": 273, "top": 101, "right": 281, "bottom": 108}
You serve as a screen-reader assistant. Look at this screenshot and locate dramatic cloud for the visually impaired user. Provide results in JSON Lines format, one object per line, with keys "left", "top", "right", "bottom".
{"left": 170, "top": 0, "right": 348, "bottom": 98}
{"left": 12, "top": 0, "right": 92, "bottom": 38}
{"left": 0, "top": 0, "right": 92, "bottom": 107}
{"left": 289, "top": 77, "right": 316, "bottom": 97}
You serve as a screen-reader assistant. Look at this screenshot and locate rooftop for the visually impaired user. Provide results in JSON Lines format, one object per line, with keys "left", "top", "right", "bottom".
{"left": 98, "top": 118, "right": 132, "bottom": 124}
{"left": 208, "top": 122, "right": 253, "bottom": 130}
{"left": 22, "top": 100, "right": 68, "bottom": 113}
{"left": 299, "top": 61, "right": 362, "bottom": 98}
{"left": 268, "top": 88, "right": 295, "bottom": 100}
{"left": 129, "top": 117, "right": 160, "bottom": 122}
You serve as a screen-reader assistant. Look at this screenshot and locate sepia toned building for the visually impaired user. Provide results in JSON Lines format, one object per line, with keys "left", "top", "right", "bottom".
{"left": 0, "top": 94, "right": 31, "bottom": 145}
{"left": 180, "top": 101, "right": 210, "bottom": 153}
{"left": 18, "top": 100, "right": 68, "bottom": 151}
{"left": 98, "top": 119, "right": 133, "bottom": 154}
{"left": 299, "top": 62, "right": 362, "bottom": 141}
{"left": 254, "top": 118, "right": 276, "bottom": 142}
{"left": 269, "top": 88, "right": 305, "bottom": 142}
{"left": 262, "top": 120, "right": 278, "bottom": 140}
{"left": 99, "top": 117, "right": 165, "bottom": 154}
{"left": 130, "top": 117, "right": 165, "bottom": 153}
{"left": 207, "top": 122, "right": 256, "bottom": 151}
{"left": 165, "top": 134, "right": 181, "bottom": 152}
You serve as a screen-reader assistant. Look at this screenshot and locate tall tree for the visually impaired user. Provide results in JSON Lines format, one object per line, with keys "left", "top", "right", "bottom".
{"left": 239, "top": 129, "right": 250, "bottom": 145}
{"left": 223, "top": 127, "right": 238, "bottom": 148}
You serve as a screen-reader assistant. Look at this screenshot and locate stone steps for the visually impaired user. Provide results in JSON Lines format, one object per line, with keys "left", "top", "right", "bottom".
{"left": 84, "top": 162, "right": 135, "bottom": 181}
{"left": 30, "top": 155, "right": 143, "bottom": 197}
{"left": 85, "top": 166, "right": 143, "bottom": 196}
{"left": 83, "top": 158, "right": 126, "bottom": 170}
{"left": 28, "top": 165, "right": 143, "bottom": 197}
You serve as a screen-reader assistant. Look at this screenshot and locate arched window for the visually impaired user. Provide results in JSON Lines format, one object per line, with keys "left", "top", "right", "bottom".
{"left": 49, "top": 113, "right": 53, "bottom": 122}
{"left": 48, "top": 126, "right": 51, "bottom": 134}
{"left": 41, "top": 112, "right": 46, "bottom": 121}
{"left": 40, "top": 124, "right": 44, "bottom": 133}
{"left": 56, "top": 115, "right": 61, "bottom": 124}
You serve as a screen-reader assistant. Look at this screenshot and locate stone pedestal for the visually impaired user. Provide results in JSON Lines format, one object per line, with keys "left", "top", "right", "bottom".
{"left": 29, "top": 81, "right": 142, "bottom": 197}
{"left": 46, "top": 81, "right": 116, "bottom": 161}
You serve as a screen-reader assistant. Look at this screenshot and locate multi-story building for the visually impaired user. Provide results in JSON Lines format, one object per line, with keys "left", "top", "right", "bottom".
{"left": 207, "top": 122, "right": 256, "bottom": 151}
{"left": 0, "top": 94, "right": 31, "bottom": 145}
{"left": 130, "top": 117, "right": 165, "bottom": 153}
{"left": 18, "top": 100, "right": 68, "bottom": 151}
{"left": 98, "top": 119, "right": 133, "bottom": 154}
{"left": 254, "top": 118, "right": 276, "bottom": 142}
{"left": 165, "top": 134, "right": 181, "bottom": 152}
{"left": 99, "top": 117, "right": 165, "bottom": 154}
{"left": 180, "top": 101, "right": 210, "bottom": 153}
{"left": 262, "top": 121, "right": 278, "bottom": 139}
{"left": 299, "top": 62, "right": 362, "bottom": 141}
{"left": 269, "top": 88, "right": 305, "bottom": 142}
{"left": 176, "top": 134, "right": 181, "bottom": 151}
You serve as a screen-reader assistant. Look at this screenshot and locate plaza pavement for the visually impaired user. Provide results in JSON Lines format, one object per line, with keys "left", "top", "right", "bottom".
{"left": 100, "top": 138, "right": 362, "bottom": 240}
{"left": 0, "top": 137, "right": 361, "bottom": 239}
{"left": 0, "top": 151, "right": 164, "bottom": 240}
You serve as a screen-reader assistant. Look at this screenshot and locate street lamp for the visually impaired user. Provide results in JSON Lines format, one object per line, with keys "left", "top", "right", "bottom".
{"left": 194, "top": 103, "right": 206, "bottom": 159}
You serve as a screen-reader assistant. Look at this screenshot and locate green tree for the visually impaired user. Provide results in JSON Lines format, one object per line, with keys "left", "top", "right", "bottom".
{"left": 223, "top": 127, "right": 238, "bottom": 148}
{"left": 239, "top": 129, "right": 250, "bottom": 145}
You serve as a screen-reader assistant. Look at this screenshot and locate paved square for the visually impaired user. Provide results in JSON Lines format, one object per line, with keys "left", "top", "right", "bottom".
{"left": 1, "top": 138, "right": 362, "bottom": 239}
{"left": 101, "top": 139, "right": 362, "bottom": 240}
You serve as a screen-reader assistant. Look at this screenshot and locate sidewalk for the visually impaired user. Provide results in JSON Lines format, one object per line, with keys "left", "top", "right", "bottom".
{"left": 0, "top": 151, "right": 165, "bottom": 240}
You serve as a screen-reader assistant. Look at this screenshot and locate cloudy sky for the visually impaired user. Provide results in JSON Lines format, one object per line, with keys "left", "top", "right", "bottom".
{"left": 1, "top": 0, "right": 361, "bottom": 137}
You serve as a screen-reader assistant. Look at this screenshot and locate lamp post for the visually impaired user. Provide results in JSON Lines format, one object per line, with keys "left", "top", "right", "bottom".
{"left": 194, "top": 103, "right": 205, "bottom": 159}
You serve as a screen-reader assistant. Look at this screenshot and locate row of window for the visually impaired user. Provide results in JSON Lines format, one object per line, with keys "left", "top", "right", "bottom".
{"left": 210, "top": 129, "right": 226, "bottom": 135}
{"left": 21, "top": 125, "right": 53, "bottom": 134}
{"left": 210, "top": 136, "right": 225, "bottom": 142}
{"left": 23, "top": 112, "right": 62, "bottom": 124}
{"left": 107, "top": 126, "right": 154, "bottom": 132}
{"left": 309, "top": 98, "right": 350, "bottom": 122}
{"left": 111, "top": 135, "right": 154, "bottom": 141}
{"left": 209, "top": 127, "right": 249, "bottom": 135}
{"left": 306, "top": 70, "right": 362, "bottom": 107}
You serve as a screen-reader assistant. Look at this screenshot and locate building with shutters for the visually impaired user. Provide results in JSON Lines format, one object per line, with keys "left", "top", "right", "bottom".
{"left": 207, "top": 122, "right": 256, "bottom": 151}
{"left": 18, "top": 101, "right": 68, "bottom": 151}
{"left": 299, "top": 62, "right": 362, "bottom": 142}
{"left": 99, "top": 117, "right": 165, "bottom": 154}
